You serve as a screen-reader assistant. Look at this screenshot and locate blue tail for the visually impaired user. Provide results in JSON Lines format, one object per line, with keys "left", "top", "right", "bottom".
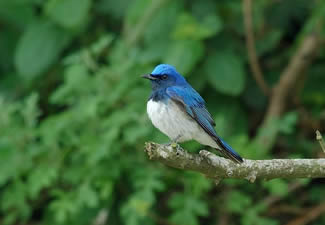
{"left": 218, "top": 138, "right": 243, "bottom": 163}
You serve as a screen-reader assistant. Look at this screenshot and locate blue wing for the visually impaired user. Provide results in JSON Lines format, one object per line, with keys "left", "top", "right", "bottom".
{"left": 166, "top": 86, "right": 243, "bottom": 163}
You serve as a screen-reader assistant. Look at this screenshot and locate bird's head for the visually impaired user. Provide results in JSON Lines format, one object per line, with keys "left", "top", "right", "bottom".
{"left": 142, "top": 64, "right": 186, "bottom": 90}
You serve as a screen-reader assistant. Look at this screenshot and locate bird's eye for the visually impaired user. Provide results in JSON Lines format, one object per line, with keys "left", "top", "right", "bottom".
{"left": 161, "top": 75, "right": 168, "bottom": 80}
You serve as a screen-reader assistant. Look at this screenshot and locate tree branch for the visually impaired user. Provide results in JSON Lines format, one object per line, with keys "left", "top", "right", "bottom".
{"left": 254, "top": 32, "right": 321, "bottom": 150}
{"left": 264, "top": 33, "right": 319, "bottom": 120}
{"left": 144, "top": 142, "right": 325, "bottom": 181}
{"left": 316, "top": 130, "right": 325, "bottom": 153}
{"left": 285, "top": 203, "right": 325, "bottom": 225}
{"left": 243, "top": 0, "right": 270, "bottom": 96}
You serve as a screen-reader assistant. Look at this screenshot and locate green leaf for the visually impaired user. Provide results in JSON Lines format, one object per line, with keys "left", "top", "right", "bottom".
{"left": 204, "top": 50, "right": 246, "bottom": 96}
{"left": 256, "top": 30, "right": 283, "bottom": 55}
{"left": 163, "top": 40, "right": 204, "bottom": 75}
{"left": 45, "top": 0, "right": 92, "bottom": 29}
{"left": 14, "top": 21, "right": 70, "bottom": 78}
{"left": 50, "top": 64, "right": 91, "bottom": 104}
{"left": 0, "top": 31, "right": 17, "bottom": 77}
{"left": 226, "top": 191, "right": 252, "bottom": 213}
{"left": 96, "top": 0, "right": 131, "bottom": 19}
{"left": 27, "top": 164, "right": 58, "bottom": 199}
{"left": 21, "top": 93, "right": 40, "bottom": 128}
{"left": 140, "top": 1, "right": 182, "bottom": 63}
{"left": 263, "top": 179, "right": 289, "bottom": 197}
{"left": 0, "top": 1, "right": 36, "bottom": 29}
{"left": 77, "top": 183, "right": 99, "bottom": 208}
{"left": 124, "top": 0, "right": 150, "bottom": 28}
{"left": 169, "top": 193, "right": 208, "bottom": 225}
{"left": 143, "top": 1, "right": 182, "bottom": 44}
{"left": 2, "top": 180, "right": 30, "bottom": 222}
{"left": 278, "top": 111, "right": 298, "bottom": 134}
{"left": 121, "top": 191, "right": 154, "bottom": 225}
{"left": 183, "top": 172, "right": 212, "bottom": 197}
{"left": 172, "top": 12, "right": 223, "bottom": 40}
{"left": 0, "top": 147, "right": 19, "bottom": 186}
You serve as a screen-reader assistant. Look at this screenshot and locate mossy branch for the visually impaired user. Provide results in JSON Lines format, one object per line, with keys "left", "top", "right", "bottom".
{"left": 144, "top": 142, "right": 325, "bottom": 182}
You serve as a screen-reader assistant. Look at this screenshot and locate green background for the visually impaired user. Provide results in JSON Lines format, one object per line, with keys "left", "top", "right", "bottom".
{"left": 0, "top": 0, "right": 325, "bottom": 224}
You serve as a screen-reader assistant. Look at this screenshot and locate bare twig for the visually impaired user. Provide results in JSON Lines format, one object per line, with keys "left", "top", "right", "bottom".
{"left": 254, "top": 32, "right": 320, "bottom": 150}
{"left": 263, "top": 181, "right": 305, "bottom": 207}
{"left": 316, "top": 130, "right": 325, "bottom": 153}
{"left": 243, "top": 0, "right": 270, "bottom": 96}
{"left": 144, "top": 142, "right": 325, "bottom": 181}
{"left": 267, "top": 205, "right": 303, "bottom": 216}
{"left": 285, "top": 203, "right": 325, "bottom": 225}
{"left": 217, "top": 213, "right": 229, "bottom": 225}
{"left": 265, "top": 33, "right": 319, "bottom": 119}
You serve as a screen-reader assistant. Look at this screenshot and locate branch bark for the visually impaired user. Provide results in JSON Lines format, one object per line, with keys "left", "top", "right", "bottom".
{"left": 264, "top": 33, "right": 319, "bottom": 120}
{"left": 145, "top": 142, "right": 325, "bottom": 181}
{"left": 285, "top": 203, "right": 325, "bottom": 225}
{"left": 254, "top": 32, "right": 320, "bottom": 150}
{"left": 243, "top": 0, "right": 270, "bottom": 96}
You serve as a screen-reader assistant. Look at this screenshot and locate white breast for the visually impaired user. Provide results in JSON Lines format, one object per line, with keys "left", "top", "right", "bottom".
{"left": 146, "top": 99, "right": 219, "bottom": 148}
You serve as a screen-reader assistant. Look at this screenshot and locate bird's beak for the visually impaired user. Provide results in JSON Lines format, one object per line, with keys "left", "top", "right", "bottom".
{"left": 141, "top": 74, "right": 157, "bottom": 80}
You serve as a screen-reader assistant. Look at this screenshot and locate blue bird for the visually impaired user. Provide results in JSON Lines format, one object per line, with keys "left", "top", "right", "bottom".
{"left": 142, "top": 64, "right": 243, "bottom": 163}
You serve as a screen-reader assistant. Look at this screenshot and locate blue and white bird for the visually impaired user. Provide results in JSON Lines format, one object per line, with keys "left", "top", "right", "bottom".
{"left": 142, "top": 64, "right": 243, "bottom": 163}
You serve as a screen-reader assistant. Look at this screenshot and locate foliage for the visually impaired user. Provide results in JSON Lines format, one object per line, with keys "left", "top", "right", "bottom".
{"left": 0, "top": 0, "right": 325, "bottom": 225}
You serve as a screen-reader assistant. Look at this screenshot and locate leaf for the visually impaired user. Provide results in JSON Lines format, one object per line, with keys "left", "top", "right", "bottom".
{"left": 21, "top": 93, "right": 40, "bottom": 128}
{"left": 139, "top": 1, "right": 183, "bottom": 62}
{"left": 45, "top": 0, "right": 92, "bottom": 29}
{"left": 163, "top": 40, "right": 204, "bottom": 75}
{"left": 263, "top": 179, "right": 289, "bottom": 197}
{"left": 14, "top": 21, "right": 70, "bottom": 78}
{"left": 27, "top": 164, "right": 58, "bottom": 199}
{"left": 133, "top": 169, "right": 165, "bottom": 193}
{"left": 95, "top": 0, "right": 131, "bottom": 19}
{"left": 0, "top": 1, "right": 36, "bottom": 29}
{"left": 302, "top": 64, "right": 325, "bottom": 105}
{"left": 0, "top": 147, "right": 19, "bottom": 186}
{"left": 143, "top": 1, "right": 182, "bottom": 43}
{"left": 121, "top": 191, "right": 154, "bottom": 225}
{"left": 204, "top": 50, "right": 246, "bottom": 96}
{"left": 2, "top": 180, "right": 30, "bottom": 222}
{"left": 124, "top": 0, "right": 150, "bottom": 28}
{"left": 256, "top": 30, "right": 283, "bottom": 55}
{"left": 183, "top": 172, "right": 212, "bottom": 197}
{"left": 169, "top": 193, "right": 209, "bottom": 225}
{"left": 278, "top": 112, "right": 298, "bottom": 134}
{"left": 226, "top": 191, "right": 252, "bottom": 213}
{"left": 172, "top": 12, "right": 223, "bottom": 40}
{"left": 50, "top": 64, "right": 91, "bottom": 104}
{"left": 77, "top": 183, "right": 99, "bottom": 208}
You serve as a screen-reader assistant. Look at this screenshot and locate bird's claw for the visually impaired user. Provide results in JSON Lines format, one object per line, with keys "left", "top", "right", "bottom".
{"left": 163, "top": 141, "right": 179, "bottom": 148}
{"left": 169, "top": 135, "right": 181, "bottom": 148}
{"left": 163, "top": 135, "right": 182, "bottom": 148}
{"left": 170, "top": 142, "right": 178, "bottom": 148}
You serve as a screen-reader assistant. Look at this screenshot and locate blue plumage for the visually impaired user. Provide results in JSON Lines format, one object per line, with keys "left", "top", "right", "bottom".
{"left": 143, "top": 64, "right": 243, "bottom": 163}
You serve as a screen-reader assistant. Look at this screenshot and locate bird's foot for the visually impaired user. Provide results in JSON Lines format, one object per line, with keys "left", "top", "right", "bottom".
{"left": 163, "top": 141, "right": 179, "bottom": 148}
{"left": 170, "top": 142, "right": 178, "bottom": 148}
{"left": 164, "top": 135, "right": 182, "bottom": 148}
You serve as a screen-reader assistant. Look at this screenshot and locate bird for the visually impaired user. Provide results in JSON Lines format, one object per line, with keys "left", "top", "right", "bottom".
{"left": 142, "top": 64, "right": 243, "bottom": 163}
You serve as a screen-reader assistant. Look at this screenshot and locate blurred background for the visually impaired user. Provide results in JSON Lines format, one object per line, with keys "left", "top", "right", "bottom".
{"left": 0, "top": 0, "right": 325, "bottom": 224}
